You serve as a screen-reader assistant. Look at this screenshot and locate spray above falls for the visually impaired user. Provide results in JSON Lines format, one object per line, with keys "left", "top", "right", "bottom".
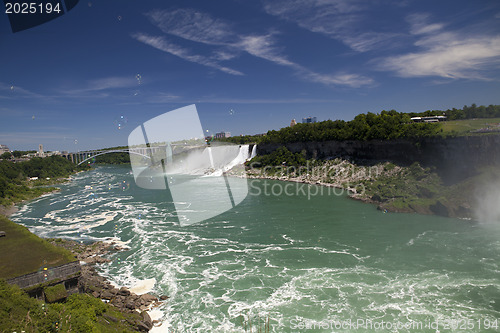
{"left": 127, "top": 105, "right": 257, "bottom": 225}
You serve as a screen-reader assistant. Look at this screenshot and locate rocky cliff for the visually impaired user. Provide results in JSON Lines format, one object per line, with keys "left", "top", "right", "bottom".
{"left": 257, "top": 134, "right": 500, "bottom": 184}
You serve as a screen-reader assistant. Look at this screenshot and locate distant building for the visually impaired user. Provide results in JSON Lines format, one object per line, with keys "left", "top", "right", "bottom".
{"left": 38, "top": 144, "right": 44, "bottom": 157}
{"left": 46, "top": 151, "right": 61, "bottom": 157}
{"left": 214, "top": 132, "right": 231, "bottom": 139}
{"left": 302, "top": 117, "right": 317, "bottom": 124}
{"left": 0, "top": 144, "right": 9, "bottom": 154}
{"left": 411, "top": 116, "right": 447, "bottom": 123}
{"left": 290, "top": 119, "right": 297, "bottom": 127}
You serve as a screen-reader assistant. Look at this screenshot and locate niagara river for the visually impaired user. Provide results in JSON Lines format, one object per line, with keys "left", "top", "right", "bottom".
{"left": 10, "top": 165, "right": 500, "bottom": 332}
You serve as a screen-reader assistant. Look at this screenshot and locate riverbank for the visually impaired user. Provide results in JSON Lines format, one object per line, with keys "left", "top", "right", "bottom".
{"left": 48, "top": 238, "right": 168, "bottom": 330}
{"left": 0, "top": 204, "right": 18, "bottom": 216}
{"left": 0, "top": 186, "right": 64, "bottom": 218}
{"left": 0, "top": 213, "right": 159, "bottom": 332}
{"left": 0, "top": 166, "right": 164, "bottom": 332}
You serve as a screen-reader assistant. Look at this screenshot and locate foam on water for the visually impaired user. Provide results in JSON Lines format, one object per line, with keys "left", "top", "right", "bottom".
{"left": 130, "top": 278, "right": 157, "bottom": 295}
{"left": 10, "top": 166, "right": 500, "bottom": 332}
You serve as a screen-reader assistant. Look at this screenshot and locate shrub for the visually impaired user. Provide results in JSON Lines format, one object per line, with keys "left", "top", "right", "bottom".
{"left": 44, "top": 283, "right": 68, "bottom": 303}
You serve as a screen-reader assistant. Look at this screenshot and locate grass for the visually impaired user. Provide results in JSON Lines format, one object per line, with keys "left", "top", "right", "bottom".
{"left": 0, "top": 215, "right": 76, "bottom": 280}
{"left": 44, "top": 283, "right": 68, "bottom": 303}
{"left": 0, "top": 280, "right": 143, "bottom": 332}
{"left": 440, "top": 117, "right": 500, "bottom": 135}
{"left": 0, "top": 184, "right": 58, "bottom": 207}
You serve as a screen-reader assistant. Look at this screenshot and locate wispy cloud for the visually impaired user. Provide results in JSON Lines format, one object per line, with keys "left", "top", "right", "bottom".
{"left": 132, "top": 33, "right": 243, "bottom": 75}
{"left": 85, "top": 77, "right": 137, "bottom": 91}
{"left": 235, "top": 33, "right": 373, "bottom": 87}
{"left": 236, "top": 34, "right": 295, "bottom": 67}
{"left": 262, "top": 0, "right": 402, "bottom": 52}
{"left": 302, "top": 72, "right": 374, "bottom": 87}
{"left": 59, "top": 76, "right": 139, "bottom": 97}
{"left": 0, "top": 82, "right": 49, "bottom": 100}
{"left": 375, "top": 14, "right": 500, "bottom": 80}
{"left": 133, "top": 8, "right": 373, "bottom": 87}
{"left": 143, "top": 92, "right": 183, "bottom": 104}
{"left": 406, "top": 13, "right": 445, "bottom": 35}
{"left": 147, "top": 8, "right": 237, "bottom": 45}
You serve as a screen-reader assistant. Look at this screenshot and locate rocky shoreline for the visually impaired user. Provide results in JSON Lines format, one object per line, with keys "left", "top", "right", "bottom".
{"left": 245, "top": 172, "right": 393, "bottom": 213}
{"left": 241, "top": 159, "right": 475, "bottom": 219}
{"left": 49, "top": 238, "right": 168, "bottom": 332}
{"left": 244, "top": 159, "right": 389, "bottom": 204}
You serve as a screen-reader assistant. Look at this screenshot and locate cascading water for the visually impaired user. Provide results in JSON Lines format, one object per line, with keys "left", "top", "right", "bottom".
{"left": 222, "top": 144, "right": 252, "bottom": 171}
{"left": 168, "top": 144, "right": 253, "bottom": 176}
{"left": 249, "top": 144, "right": 257, "bottom": 160}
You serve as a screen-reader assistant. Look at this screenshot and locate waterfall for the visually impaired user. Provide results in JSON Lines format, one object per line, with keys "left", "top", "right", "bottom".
{"left": 157, "top": 144, "right": 254, "bottom": 178}
{"left": 222, "top": 144, "right": 250, "bottom": 171}
{"left": 249, "top": 144, "right": 257, "bottom": 160}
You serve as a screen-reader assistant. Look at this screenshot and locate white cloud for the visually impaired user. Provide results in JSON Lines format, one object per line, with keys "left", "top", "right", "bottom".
{"left": 235, "top": 33, "right": 373, "bottom": 87}
{"left": 406, "top": 13, "right": 444, "bottom": 35}
{"left": 236, "top": 34, "right": 295, "bottom": 67}
{"left": 147, "top": 8, "right": 236, "bottom": 45}
{"left": 131, "top": 33, "right": 244, "bottom": 76}
{"left": 341, "top": 32, "right": 403, "bottom": 53}
{"left": 303, "top": 72, "right": 374, "bottom": 87}
{"left": 262, "top": 0, "right": 401, "bottom": 52}
{"left": 212, "top": 49, "right": 239, "bottom": 61}
{"left": 85, "top": 77, "right": 137, "bottom": 91}
{"left": 376, "top": 14, "right": 500, "bottom": 80}
{"left": 56, "top": 76, "right": 140, "bottom": 98}
{"left": 136, "top": 8, "right": 373, "bottom": 87}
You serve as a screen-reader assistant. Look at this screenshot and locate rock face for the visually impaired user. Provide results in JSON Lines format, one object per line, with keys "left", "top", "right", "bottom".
{"left": 50, "top": 239, "right": 166, "bottom": 331}
{"left": 78, "top": 252, "right": 160, "bottom": 317}
{"left": 258, "top": 135, "right": 500, "bottom": 184}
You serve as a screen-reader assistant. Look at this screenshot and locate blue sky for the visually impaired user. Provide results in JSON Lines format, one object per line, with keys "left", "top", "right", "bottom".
{"left": 1, "top": 0, "right": 500, "bottom": 151}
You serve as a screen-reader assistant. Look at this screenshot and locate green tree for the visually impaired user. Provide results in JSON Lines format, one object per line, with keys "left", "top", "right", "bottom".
{"left": 11, "top": 151, "right": 24, "bottom": 158}
{"left": 0, "top": 152, "right": 12, "bottom": 160}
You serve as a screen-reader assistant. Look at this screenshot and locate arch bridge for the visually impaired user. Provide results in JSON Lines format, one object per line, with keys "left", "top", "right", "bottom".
{"left": 63, "top": 149, "right": 151, "bottom": 165}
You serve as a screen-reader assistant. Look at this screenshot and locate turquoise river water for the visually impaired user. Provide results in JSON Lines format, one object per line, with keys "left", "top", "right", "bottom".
{"left": 10, "top": 165, "right": 500, "bottom": 332}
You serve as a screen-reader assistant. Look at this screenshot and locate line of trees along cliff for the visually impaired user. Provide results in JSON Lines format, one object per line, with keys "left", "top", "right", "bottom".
{"left": 0, "top": 156, "right": 89, "bottom": 206}
{"left": 221, "top": 104, "right": 500, "bottom": 145}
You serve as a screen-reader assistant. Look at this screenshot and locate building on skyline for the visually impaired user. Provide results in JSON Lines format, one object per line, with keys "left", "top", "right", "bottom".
{"left": 290, "top": 119, "right": 297, "bottom": 127}
{"left": 410, "top": 116, "right": 447, "bottom": 123}
{"left": 302, "top": 117, "right": 317, "bottom": 124}
{"left": 0, "top": 144, "right": 9, "bottom": 154}
{"left": 38, "top": 144, "right": 44, "bottom": 157}
{"left": 214, "top": 132, "right": 231, "bottom": 139}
